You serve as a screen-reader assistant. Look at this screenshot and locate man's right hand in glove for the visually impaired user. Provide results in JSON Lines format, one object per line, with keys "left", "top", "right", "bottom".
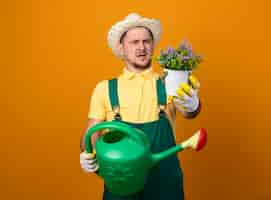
{"left": 80, "top": 151, "right": 99, "bottom": 173}
{"left": 80, "top": 118, "right": 103, "bottom": 173}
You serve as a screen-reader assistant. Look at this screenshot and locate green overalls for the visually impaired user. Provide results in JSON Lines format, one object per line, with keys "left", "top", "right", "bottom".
{"left": 103, "top": 78, "right": 184, "bottom": 200}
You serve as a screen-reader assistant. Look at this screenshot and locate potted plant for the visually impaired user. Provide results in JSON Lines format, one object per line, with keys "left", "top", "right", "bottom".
{"left": 157, "top": 39, "right": 203, "bottom": 97}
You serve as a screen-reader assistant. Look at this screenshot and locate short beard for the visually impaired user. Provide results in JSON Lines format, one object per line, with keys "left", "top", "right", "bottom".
{"left": 131, "top": 59, "right": 152, "bottom": 70}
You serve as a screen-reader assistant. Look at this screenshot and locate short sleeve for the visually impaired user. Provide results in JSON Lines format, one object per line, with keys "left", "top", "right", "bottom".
{"left": 87, "top": 80, "right": 107, "bottom": 120}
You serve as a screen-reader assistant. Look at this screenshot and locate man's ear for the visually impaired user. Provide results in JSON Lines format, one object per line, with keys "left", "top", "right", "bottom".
{"left": 117, "top": 43, "right": 124, "bottom": 57}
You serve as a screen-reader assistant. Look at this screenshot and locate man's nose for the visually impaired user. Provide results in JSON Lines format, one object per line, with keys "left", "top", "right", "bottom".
{"left": 138, "top": 41, "right": 145, "bottom": 50}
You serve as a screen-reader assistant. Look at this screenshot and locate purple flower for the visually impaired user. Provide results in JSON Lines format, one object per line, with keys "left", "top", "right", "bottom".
{"left": 188, "top": 44, "right": 193, "bottom": 56}
{"left": 177, "top": 54, "right": 191, "bottom": 62}
{"left": 182, "top": 56, "right": 191, "bottom": 60}
{"left": 178, "top": 39, "right": 188, "bottom": 50}
{"left": 165, "top": 47, "right": 175, "bottom": 55}
{"left": 188, "top": 50, "right": 193, "bottom": 57}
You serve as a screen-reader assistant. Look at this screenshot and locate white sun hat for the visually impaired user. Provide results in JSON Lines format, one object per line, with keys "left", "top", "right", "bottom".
{"left": 107, "top": 13, "right": 162, "bottom": 58}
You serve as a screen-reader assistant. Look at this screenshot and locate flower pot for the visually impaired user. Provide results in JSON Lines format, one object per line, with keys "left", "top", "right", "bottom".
{"left": 164, "top": 69, "right": 191, "bottom": 97}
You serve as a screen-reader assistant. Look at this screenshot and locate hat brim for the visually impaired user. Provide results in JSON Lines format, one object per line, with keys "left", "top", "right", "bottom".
{"left": 108, "top": 17, "right": 162, "bottom": 58}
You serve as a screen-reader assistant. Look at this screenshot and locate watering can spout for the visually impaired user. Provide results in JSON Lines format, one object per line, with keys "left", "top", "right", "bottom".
{"left": 151, "top": 144, "right": 184, "bottom": 166}
{"left": 151, "top": 128, "right": 207, "bottom": 166}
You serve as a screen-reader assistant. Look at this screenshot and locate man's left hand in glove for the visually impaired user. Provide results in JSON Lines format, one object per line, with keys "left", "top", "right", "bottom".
{"left": 172, "top": 74, "right": 201, "bottom": 115}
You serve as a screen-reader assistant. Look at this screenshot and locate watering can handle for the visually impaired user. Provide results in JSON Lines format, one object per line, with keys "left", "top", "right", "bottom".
{"left": 84, "top": 121, "right": 146, "bottom": 154}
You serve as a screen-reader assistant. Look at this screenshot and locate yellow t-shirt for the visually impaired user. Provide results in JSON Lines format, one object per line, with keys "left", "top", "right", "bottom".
{"left": 88, "top": 67, "right": 177, "bottom": 132}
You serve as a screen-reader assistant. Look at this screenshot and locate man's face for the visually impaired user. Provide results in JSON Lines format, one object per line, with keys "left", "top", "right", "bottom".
{"left": 119, "top": 27, "right": 154, "bottom": 69}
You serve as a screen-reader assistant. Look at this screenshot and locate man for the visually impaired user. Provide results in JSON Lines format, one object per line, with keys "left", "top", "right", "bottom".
{"left": 80, "top": 13, "right": 201, "bottom": 200}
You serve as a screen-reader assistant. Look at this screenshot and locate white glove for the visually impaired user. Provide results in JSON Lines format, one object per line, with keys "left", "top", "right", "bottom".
{"left": 174, "top": 88, "right": 199, "bottom": 113}
{"left": 80, "top": 151, "right": 99, "bottom": 173}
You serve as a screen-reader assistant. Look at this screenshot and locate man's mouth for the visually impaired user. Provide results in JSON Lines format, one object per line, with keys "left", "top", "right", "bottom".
{"left": 137, "top": 54, "right": 147, "bottom": 58}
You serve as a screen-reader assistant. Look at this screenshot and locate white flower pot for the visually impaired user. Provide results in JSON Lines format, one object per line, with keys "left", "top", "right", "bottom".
{"left": 164, "top": 69, "right": 191, "bottom": 97}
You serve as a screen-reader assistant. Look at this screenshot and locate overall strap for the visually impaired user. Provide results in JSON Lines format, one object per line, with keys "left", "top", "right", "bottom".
{"left": 156, "top": 78, "right": 167, "bottom": 115}
{"left": 156, "top": 78, "right": 167, "bottom": 106}
{"left": 108, "top": 78, "right": 122, "bottom": 120}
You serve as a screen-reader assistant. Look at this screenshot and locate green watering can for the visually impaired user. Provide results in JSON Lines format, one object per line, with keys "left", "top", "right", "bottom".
{"left": 84, "top": 121, "right": 207, "bottom": 196}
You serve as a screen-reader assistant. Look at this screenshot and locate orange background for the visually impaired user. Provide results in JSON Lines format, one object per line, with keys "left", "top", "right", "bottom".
{"left": 4, "top": 0, "right": 271, "bottom": 199}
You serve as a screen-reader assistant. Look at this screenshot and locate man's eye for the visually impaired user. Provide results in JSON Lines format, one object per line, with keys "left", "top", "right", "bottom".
{"left": 144, "top": 40, "right": 152, "bottom": 44}
{"left": 130, "top": 40, "right": 138, "bottom": 44}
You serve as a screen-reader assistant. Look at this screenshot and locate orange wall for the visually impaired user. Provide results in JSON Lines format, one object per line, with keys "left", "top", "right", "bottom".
{"left": 4, "top": 0, "right": 271, "bottom": 199}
